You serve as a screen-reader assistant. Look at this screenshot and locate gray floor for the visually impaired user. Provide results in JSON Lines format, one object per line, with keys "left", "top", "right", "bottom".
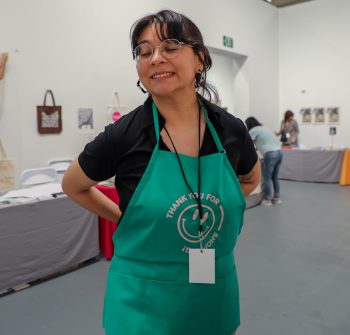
{"left": 0, "top": 181, "right": 349, "bottom": 335}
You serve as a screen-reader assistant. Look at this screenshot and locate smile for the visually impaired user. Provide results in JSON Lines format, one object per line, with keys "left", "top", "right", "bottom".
{"left": 151, "top": 72, "right": 175, "bottom": 79}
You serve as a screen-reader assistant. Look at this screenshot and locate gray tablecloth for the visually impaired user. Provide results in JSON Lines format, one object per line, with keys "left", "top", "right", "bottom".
{"left": 246, "top": 192, "right": 263, "bottom": 208}
{"left": 0, "top": 196, "right": 99, "bottom": 293}
{"left": 279, "top": 149, "right": 344, "bottom": 183}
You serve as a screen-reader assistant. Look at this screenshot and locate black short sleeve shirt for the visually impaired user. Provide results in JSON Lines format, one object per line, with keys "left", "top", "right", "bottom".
{"left": 78, "top": 95, "right": 257, "bottom": 213}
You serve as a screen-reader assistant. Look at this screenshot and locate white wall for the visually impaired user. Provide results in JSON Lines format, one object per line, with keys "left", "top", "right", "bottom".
{"left": 0, "top": 0, "right": 279, "bottom": 186}
{"left": 207, "top": 52, "right": 236, "bottom": 115}
{"left": 279, "top": 0, "right": 350, "bottom": 148}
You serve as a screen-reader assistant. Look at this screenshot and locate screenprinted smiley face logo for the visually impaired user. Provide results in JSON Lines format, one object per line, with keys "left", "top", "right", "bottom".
{"left": 177, "top": 204, "right": 216, "bottom": 243}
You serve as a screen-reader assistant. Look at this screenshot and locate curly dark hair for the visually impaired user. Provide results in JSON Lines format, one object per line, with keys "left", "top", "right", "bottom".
{"left": 130, "top": 9, "right": 218, "bottom": 102}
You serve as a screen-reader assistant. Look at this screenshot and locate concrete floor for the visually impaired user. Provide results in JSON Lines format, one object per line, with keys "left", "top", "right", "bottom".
{"left": 237, "top": 181, "right": 350, "bottom": 335}
{"left": 0, "top": 181, "right": 349, "bottom": 335}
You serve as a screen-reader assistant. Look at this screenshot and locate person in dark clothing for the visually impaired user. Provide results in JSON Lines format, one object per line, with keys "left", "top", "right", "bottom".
{"left": 63, "top": 10, "right": 260, "bottom": 335}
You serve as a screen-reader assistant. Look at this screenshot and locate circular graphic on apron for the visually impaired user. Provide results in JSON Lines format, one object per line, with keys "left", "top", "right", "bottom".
{"left": 166, "top": 193, "right": 225, "bottom": 249}
{"left": 177, "top": 204, "right": 215, "bottom": 243}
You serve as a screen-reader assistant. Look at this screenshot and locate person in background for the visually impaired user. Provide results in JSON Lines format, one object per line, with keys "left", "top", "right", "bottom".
{"left": 63, "top": 9, "right": 260, "bottom": 335}
{"left": 276, "top": 110, "right": 299, "bottom": 146}
{"left": 246, "top": 117, "right": 283, "bottom": 206}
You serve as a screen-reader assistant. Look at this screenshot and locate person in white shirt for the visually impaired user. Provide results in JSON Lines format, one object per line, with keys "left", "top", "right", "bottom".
{"left": 246, "top": 117, "right": 283, "bottom": 206}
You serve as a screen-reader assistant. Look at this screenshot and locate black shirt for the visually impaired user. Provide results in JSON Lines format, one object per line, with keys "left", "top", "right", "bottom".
{"left": 79, "top": 95, "right": 257, "bottom": 213}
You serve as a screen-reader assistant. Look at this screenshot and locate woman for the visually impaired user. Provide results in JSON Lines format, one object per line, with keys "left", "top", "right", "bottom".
{"left": 63, "top": 10, "right": 260, "bottom": 335}
{"left": 246, "top": 117, "right": 283, "bottom": 206}
{"left": 277, "top": 110, "right": 299, "bottom": 146}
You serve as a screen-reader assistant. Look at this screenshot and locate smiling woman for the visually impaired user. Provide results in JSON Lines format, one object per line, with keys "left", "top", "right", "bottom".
{"left": 135, "top": 24, "right": 201, "bottom": 101}
{"left": 130, "top": 10, "right": 217, "bottom": 102}
{"left": 62, "top": 9, "right": 260, "bottom": 335}
{"left": 133, "top": 38, "right": 189, "bottom": 62}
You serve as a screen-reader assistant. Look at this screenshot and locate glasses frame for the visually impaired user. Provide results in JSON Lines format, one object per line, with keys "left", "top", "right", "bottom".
{"left": 132, "top": 38, "right": 192, "bottom": 62}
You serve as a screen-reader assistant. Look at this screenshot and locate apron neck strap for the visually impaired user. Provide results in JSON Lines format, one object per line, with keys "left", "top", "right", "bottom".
{"left": 201, "top": 103, "right": 225, "bottom": 153}
{"left": 152, "top": 102, "right": 160, "bottom": 143}
{"left": 152, "top": 100, "right": 225, "bottom": 153}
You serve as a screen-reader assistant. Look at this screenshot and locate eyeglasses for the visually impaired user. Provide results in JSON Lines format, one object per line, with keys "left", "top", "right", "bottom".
{"left": 132, "top": 39, "right": 191, "bottom": 62}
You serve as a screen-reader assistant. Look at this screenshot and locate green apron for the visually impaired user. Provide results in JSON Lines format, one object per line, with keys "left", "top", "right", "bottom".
{"left": 103, "top": 102, "right": 246, "bottom": 335}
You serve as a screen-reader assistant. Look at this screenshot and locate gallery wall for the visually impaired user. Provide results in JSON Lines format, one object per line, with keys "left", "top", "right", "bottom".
{"left": 0, "top": 0, "right": 279, "bottom": 185}
{"left": 279, "top": 0, "right": 350, "bottom": 148}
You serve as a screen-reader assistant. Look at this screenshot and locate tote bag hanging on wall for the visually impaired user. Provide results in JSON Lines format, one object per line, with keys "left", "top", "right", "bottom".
{"left": 106, "top": 91, "right": 126, "bottom": 124}
{"left": 37, "top": 89, "right": 62, "bottom": 134}
{"left": 0, "top": 137, "right": 15, "bottom": 192}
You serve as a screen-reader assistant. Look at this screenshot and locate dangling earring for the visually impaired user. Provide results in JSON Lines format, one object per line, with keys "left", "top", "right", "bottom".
{"left": 195, "top": 69, "right": 204, "bottom": 88}
{"left": 137, "top": 80, "right": 147, "bottom": 94}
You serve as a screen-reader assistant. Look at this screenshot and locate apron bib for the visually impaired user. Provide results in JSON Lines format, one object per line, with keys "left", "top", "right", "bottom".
{"left": 103, "top": 102, "right": 246, "bottom": 335}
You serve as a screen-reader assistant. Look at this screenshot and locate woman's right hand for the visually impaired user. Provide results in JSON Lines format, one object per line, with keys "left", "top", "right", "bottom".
{"left": 62, "top": 159, "right": 122, "bottom": 223}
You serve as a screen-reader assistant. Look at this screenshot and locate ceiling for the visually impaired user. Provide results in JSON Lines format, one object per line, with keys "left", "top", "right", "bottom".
{"left": 265, "top": 0, "right": 315, "bottom": 7}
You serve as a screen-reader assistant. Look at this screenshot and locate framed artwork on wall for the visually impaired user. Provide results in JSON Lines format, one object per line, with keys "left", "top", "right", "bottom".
{"left": 300, "top": 108, "right": 312, "bottom": 124}
{"left": 78, "top": 108, "right": 94, "bottom": 130}
{"left": 313, "top": 108, "right": 325, "bottom": 124}
{"left": 326, "top": 107, "right": 339, "bottom": 124}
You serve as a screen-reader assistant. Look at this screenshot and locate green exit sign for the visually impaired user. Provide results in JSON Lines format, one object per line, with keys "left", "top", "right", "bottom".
{"left": 223, "top": 36, "right": 234, "bottom": 48}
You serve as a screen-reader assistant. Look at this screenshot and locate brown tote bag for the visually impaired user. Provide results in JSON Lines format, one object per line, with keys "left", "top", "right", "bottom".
{"left": 0, "top": 137, "right": 15, "bottom": 192}
{"left": 37, "top": 90, "right": 62, "bottom": 134}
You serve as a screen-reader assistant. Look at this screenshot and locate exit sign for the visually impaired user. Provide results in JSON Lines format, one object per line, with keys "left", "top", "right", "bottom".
{"left": 223, "top": 36, "right": 233, "bottom": 48}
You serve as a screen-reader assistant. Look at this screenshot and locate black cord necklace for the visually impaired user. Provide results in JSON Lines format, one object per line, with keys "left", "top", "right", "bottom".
{"left": 163, "top": 103, "right": 204, "bottom": 233}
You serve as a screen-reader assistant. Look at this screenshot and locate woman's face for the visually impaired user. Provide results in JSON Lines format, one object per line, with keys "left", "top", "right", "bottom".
{"left": 287, "top": 115, "right": 294, "bottom": 122}
{"left": 135, "top": 24, "right": 202, "bottom": 98}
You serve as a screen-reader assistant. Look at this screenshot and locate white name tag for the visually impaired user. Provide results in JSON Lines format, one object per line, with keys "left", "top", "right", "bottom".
{"left": 189, "top": 248, "right": 215, "bottom": 284}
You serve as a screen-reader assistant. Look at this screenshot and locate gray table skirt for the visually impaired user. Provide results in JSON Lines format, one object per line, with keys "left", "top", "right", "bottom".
{"left": 0, "top": 187, "right": 261, "bottom": 293}
{"left": 279, "top": 149, "right": 344, "bottom": 183}
{"left": 0, "top": 196, "right": 99, "bottom": 293}
{"left": 246, "top": 191, "right": 263, "bottom": 209}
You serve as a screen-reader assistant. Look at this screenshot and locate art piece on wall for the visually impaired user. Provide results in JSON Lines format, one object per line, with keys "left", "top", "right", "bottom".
{"left": 0, "top": 136, "right": 15, "bottom": 192}
{"left": 326, "top": 107, "right": 339, "bottom": 124}
{"left": 0, "top": 52, "right": 9, "bottom": 80}
{"left": 313, "top": 107, "right": 325, "bottom": 124}
{"left": 300, "top": 108, "right": 312, "bottom": 124}
{"left": 78, "top": 108, "right": 94, "bottom": 131}
{"left": 37, "top": 90, "right": 62, "bottom": 134}
{"left": 106, "top": 91, "right": 127, "bottom": 124}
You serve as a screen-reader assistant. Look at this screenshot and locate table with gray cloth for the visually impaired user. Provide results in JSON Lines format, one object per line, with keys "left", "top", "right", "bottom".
{"left": 279, "top": 149, "right": 344, "bottom": 183}
{"left": 0, "top": 196, "right": 99, "bottom": 293}
{"left": 246, "top": 157, "right": 263, "bottom": 208}
{"left": 246, "top": 191, "right": 263, "bottom": 208}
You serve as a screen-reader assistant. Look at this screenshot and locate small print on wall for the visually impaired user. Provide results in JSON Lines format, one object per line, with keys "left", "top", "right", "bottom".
{"left": 78, "top": 108, "right": 94, "bottom": 133}
{"left": 326, "top": 107, "right": 339, "bottom": 124}
{"left": 313, "top": 108, "right": 325, "bottom": 124}
{"left": 300, "top": 108, "right": 312, "bottom": 124}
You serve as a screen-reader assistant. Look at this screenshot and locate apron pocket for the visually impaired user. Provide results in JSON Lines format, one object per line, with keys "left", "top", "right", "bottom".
{"left": 142, "top": 277, "right": 225, "bottom": 335}
{"left": 103, "top": 270, "right": 147, "bottom": 334}
{"left": 104, "top": 269, "right": 239, "bottom": 335}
